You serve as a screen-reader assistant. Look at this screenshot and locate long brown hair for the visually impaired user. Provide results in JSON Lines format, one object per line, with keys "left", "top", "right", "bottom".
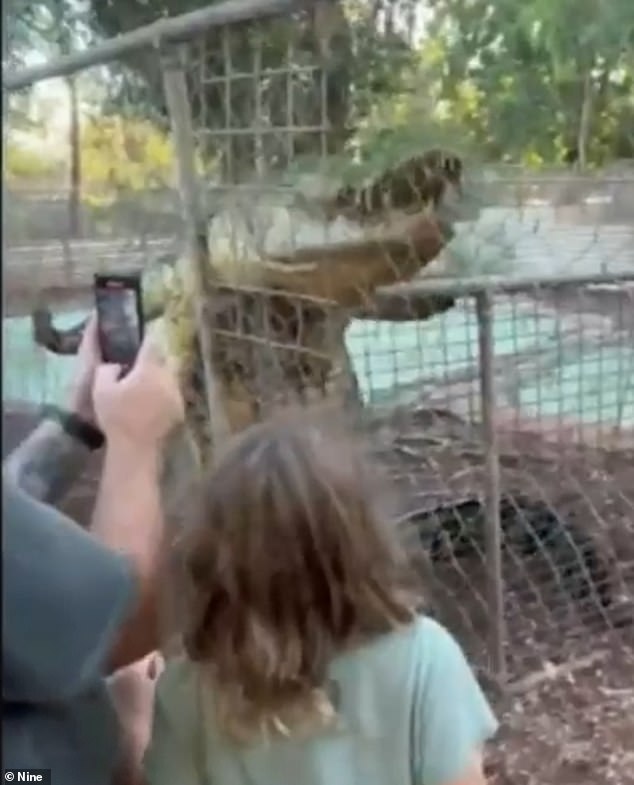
{"left": 181, "top": 414, "right": 423, "bottom": 743}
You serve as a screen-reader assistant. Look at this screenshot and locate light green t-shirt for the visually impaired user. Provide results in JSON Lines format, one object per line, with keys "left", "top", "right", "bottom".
{"left": 144, "top": 617, "right": 498, "bottom": 785}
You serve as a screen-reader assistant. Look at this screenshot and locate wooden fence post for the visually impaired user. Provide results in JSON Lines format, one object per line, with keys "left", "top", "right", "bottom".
{"left": 476, "top": 289, "right": 507, "bottom": 682}
{"left": 160, "top": 43, "right": 230, "bottom": 448}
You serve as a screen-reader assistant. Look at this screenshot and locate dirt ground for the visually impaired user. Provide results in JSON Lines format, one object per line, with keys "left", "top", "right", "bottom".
{"left": 486, "top": 647, "right": 634, "bottom": 785}
{"left": 376, "top": 407, "right": 634, "bottom": 784}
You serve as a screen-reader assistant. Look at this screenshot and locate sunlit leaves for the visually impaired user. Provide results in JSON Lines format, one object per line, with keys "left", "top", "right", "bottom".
{"left": 424, "top": 0, "right": 634, "bottom": 165}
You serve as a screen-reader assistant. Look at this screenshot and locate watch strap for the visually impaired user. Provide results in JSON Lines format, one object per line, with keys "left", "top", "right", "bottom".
{"left": 41, "top": 404, "right": 105, "bottom": 451}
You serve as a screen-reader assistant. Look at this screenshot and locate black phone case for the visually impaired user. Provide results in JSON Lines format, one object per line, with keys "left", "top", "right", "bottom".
{"left": 94, "top": 272, "right": 145, "bottom": 367}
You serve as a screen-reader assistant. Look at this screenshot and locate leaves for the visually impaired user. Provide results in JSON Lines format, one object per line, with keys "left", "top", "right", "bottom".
{"left": 80, "top": 114, "right": 175, "bottom": 194}
{"left": 424, "top": 0, "right": 634, "bottom": 164}
{"left": 5, "top": 0, "right": 633, "bottom": 179}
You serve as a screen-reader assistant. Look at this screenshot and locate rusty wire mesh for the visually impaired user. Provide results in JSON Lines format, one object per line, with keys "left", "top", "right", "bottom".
{"left": 179, "top": 15, "right": 634, "bottom": 683}
{"left": 4, "top": 47, "right": 186, "bottom": 321}
{"left": 4, "top": 5, "right": 634, "bottom": 783}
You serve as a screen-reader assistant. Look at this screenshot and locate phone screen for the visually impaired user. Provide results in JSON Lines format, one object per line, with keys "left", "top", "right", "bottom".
{"left": 95, "top": 275, "right": 143, "bottom": 366}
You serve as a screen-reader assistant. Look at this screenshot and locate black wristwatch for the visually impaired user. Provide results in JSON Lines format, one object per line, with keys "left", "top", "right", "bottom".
{"left": 41, "top": 404, "right": 105, "bottom": 451}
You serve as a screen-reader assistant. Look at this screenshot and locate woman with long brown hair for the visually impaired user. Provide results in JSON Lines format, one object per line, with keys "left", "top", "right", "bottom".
{"left": 143, "top": 417, "right": 497, "bottom": 785}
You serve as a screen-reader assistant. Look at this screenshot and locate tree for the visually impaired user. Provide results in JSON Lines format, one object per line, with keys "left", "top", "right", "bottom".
{"left": 423, "top": 0, "right": 634, "bottom": 165}
{"left": 4, "top": 2, "right": 51, "bottom": 125}
{"left": 87, "top": 0, "right": 418, "bottom": 178}
{"left": 80, "top": 114, "right": 175, "bottom": 195}
{"left": 5, "top": 139, "right": 64, "bottom": 183}
{"left": 5, "top": 0, "right": 94, "bottom": 234}
{"left": 46, "top": 0, "right": 85, "bottom": 234}
{"left": 4, "top": 0, "right": 46, "bottom": 66}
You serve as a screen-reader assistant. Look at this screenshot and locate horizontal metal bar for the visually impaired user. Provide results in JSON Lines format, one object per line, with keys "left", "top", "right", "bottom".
{"left": 387, "top": 270, "right": 634, "bottom": 298}
{"left": 197, "top": 124, "right": 325, "bottom": 137}
{"left": 199, "top": 64, "right": 320, "bottom": 84}
{"left": 6, "top": 238, "right": 633, "bottom": 303}
{"left": 478, "top": 176, "right": 634, "bottom": 184}
{"left": 3, "top": 0, "right": 303, "bottom": 91}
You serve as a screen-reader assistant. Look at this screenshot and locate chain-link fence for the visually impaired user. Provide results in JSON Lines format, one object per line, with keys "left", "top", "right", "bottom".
{"left": 4, "top": 2, "right": 634, "bottom": 782}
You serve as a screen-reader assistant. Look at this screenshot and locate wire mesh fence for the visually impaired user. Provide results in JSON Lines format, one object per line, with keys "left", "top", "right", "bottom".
{"left": 4, "top": 1, "right": 634, "bottom": 780}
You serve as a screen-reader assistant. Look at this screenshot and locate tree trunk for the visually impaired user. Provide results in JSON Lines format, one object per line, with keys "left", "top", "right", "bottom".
{"left": 67, "top": 75, "right": 82, "bottom": 237}
{"left": 576, "top": 73, "right": 593, "bottom": 170}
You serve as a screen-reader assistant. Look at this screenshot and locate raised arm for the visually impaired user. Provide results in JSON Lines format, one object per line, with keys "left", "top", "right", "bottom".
{"left": 90, "top": 338, "right": 185, "bottom": 671}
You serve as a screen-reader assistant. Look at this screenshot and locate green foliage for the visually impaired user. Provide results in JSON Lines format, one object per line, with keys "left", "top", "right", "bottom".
{"left": 5, "top": 0, "right": 633, "bottom": 182}
{"left": 6, "top": 113, "right": 174, "bottom": 194}
{"left": 424, "top": 0, "right": 634, "bottom": 165}
{"left": 5, "top": 140, "right": 63, "bottom": 181}
{"left": 5, "top": 92, "right": 38, "bottom": 131}
{"left": 87, "top": 0, "right": 421, "bottom": 175}
{"left": 284, "top": 85, "right": 475, "bottom": 193}
{"left": 5, "top": 0, "right": 91, "bottom": 63}
{"left": 80, "top": 114, "right": 175, "bottom": 197}
{"left": 5, "top": 0, "right": 48, "bottom": 65}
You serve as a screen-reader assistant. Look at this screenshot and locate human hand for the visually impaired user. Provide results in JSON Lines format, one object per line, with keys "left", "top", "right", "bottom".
{"left": 109, "top": 651, "right": 164, "bottom": 724}
{"left": 93, "top": 337, "right": 184, "bottom": 451}
{"left": 108, "top": 652, "right": 164, "bottom": 770}
{"left": 67, "top": 313, "right": 100, "bottom": 422}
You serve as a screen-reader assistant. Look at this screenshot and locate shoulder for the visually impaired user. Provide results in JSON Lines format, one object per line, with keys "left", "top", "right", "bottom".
{"left": 336, "top": 615, "right": 458, "bottom": 675}
{"left": 411, "top": 615, "right": 465, "bottom": 662}
{"left": 409, "top": 615, "right": 489, "bottom": 696}
{"left": 354, "top": 615, "right": 461, "bottom": 667}
{"left": 333, "top": 616, "right": 463, "bottom": 700}
{"left": 5, "top": 480, "right": 111, "bottom": 557}
{"left": 409, "top": 617, "right": 499, "bottom": 784}
{"left": 3, "top": 480, "right": 136, "bottom": 702}
{"left": 3, "top": 480, "right": 134, "bottom": 595}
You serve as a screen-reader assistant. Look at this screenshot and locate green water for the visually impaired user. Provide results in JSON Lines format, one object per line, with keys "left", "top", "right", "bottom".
{"left": 4, "top": 306, "right": 633, "bottom": 426}
{"left": 346, "top": 303, "right": 561, "bottom": 405}
{"left": 3, "top": 310, "right": 87, "bottom": 406}
{"left": 518, "top": 348, "right": 634, "bottom": 424}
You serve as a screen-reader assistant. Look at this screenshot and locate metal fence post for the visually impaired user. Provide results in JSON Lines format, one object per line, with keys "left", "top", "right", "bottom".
{"left": 160, "top": 43, "right": 230, "bottom": 449}
{"left": 475, "top": 289, "right": 507, "bottom": 682}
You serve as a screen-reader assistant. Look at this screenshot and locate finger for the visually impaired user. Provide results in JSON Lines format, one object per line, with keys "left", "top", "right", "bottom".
{"left": 77, "top": 315, "right": 102, "bottom": 367}
{"left": 147, "top": 652, "right": 165, "bottom": 680}
{"left": 84, "top": 311, "right": 98, "bottom": 337}
{"left": 94, "top": 363, "right": 122, "bottom": 389}
{"left": 80, "top": 312, "right": 98, "bottom": 341}
{"left": 135, "top": 335, "right": 166, "bottom": 367}
{"left": 75, "top": 313, "right": 96, "bottom": 351}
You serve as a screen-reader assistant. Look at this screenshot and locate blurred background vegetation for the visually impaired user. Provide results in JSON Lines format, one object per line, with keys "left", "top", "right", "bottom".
{"left": 4, "top": 0, "right": 634, "bottom": 242}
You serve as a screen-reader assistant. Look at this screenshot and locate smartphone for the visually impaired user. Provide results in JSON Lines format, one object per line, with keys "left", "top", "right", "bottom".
{"left": 94, "top": 272, "right": 144, "bottom": 368}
